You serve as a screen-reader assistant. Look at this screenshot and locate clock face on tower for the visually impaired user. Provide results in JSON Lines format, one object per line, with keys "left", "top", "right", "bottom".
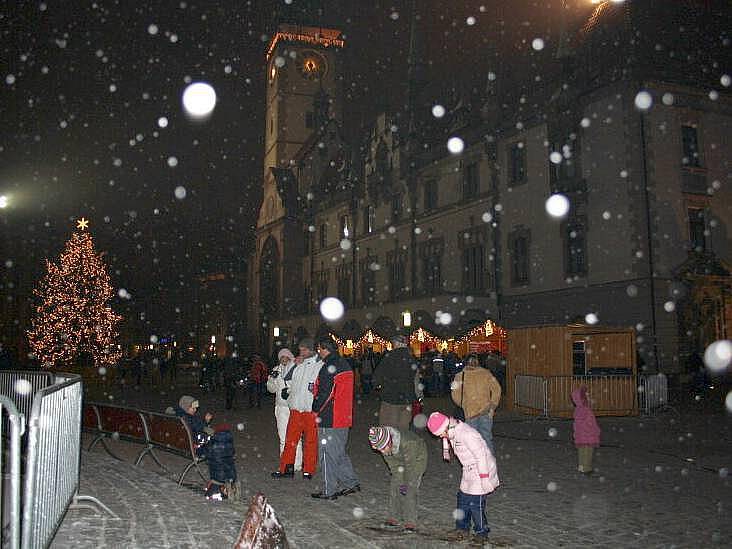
{"left": 297, "top": 50, "right": 326, "bottom": 80}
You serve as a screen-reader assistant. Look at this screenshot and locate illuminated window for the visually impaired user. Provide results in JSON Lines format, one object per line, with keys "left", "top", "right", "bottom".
{"left": 364, "top": 205, "right": 375, "bottom": 234}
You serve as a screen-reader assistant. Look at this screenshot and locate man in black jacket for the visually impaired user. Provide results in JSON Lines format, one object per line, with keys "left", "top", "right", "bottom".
{"left": 373, "top": 334, "right": 418, "bottom": 432}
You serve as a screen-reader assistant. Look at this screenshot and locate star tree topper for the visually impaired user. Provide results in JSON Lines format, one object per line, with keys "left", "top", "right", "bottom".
{"left": 76, "top": 217, "right": 90, "bottom": 231}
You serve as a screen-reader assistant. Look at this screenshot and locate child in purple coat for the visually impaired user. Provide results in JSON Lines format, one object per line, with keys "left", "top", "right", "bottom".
{"left": 571, "top": 386, "right": 601, "bottom": 474}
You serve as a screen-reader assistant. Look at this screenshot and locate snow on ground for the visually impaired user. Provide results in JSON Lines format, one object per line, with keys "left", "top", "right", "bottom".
{"left": 53, "top": 376, "right": 731, "bottom": 548}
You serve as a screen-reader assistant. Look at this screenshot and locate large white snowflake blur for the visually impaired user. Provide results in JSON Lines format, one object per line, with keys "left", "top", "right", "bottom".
{"left": 182, "top": 82, "right": 217, "bottom": 117}
{"left": 319, "top": 297, "right": 345, "bottom": 321}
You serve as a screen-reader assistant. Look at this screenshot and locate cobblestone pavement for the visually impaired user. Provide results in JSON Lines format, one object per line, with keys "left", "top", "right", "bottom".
{"left": 53, "top": 382, "right": 731, "bottom": 548}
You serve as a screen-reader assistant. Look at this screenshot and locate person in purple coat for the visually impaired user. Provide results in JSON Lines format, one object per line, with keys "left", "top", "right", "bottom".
{"left": 571, "top": 386, "right": 601, "bottom": 474}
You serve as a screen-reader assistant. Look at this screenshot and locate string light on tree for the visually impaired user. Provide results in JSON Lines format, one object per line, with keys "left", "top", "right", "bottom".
{"left": 27, "top": 218, "right": 122, "bottom": 369}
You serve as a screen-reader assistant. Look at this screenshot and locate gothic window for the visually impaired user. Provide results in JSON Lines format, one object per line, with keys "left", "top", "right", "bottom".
{"left": 681, "top": 125, "right": 702, "bottom": 168}
{"left": 424, "top": 180, "right": 438, "bottom": 212}
{"left": 387, "top": 249, "right": 406, "bottom": 302}
{"left": 463, "top": 163, "right": 479, "bottom": 199}
{"left": 549, "top": 143, "right": 577, "bottom": 185}
{"left": 509, "top": 143, "right": 526, "bottom": 185}
{"left": 364, "top": 205, "right": 375, "bottom": 234}
{"left": 303, "top": 229, "right": 310, "bottom": 255}
{"left": 315, "top": 266, "right": 329, "bottom": 304}
{"left": 565, "top": 223, "right": 587, "bottom": 277}
{"left": 360, "top": 255, "right": 377, "bottom": 305}
{"left": 336, "top": 263, "right": 353, "bottom": 307}
{"left": 391, "top": 194, "right": 402, "bottom": 222}
{"left": 259, "top": 236, "right": 280, "bottom": 319}
{"left": 688, "top": 207, "right": 706, "bottom": 252}
{"left": 462, "top": 245, "right": 485, "bottom": 292}
{"left": 509, "top": 227, "right": 530, "bottom": 285}
{"left": 420, "top": 238, "right": 444, "bottom": 295}
{"left": 340, "top": 214, "right": 350, "bottom": 238}
{"left": 319, "top": 223, "right": 327, "bottom": 249}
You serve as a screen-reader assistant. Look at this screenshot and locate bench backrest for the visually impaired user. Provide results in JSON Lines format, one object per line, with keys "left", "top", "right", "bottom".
{"left": 145, "top": 412, "right": 195, "bottom": 455}
{"left": 96, "top": 404, "right": 147, "bottom": 442}
{"left": 82, "top": 403, "right": 100, "bottom": 431}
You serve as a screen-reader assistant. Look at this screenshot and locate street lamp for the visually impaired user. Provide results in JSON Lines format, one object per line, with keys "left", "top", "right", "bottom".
{"left": 402, "top": 310, "right": 412, "bottom": 328}
{"left": 0, "top": 195, "right": 7, "bottom": 209}
{"left": 273, "top": 326, "right": 280, "bottom": 337}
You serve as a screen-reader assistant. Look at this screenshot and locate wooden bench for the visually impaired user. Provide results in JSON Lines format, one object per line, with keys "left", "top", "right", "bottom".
{"left": 83, "top": 402, "right": 208, "bottom": 485}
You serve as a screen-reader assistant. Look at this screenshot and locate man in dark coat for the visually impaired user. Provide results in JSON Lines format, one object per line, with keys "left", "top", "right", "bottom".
{"left": 310, "top": 338, "right": 360, "bottom": 500}
{"left": 373, "top": 334, "right": 418, "bottom": 431}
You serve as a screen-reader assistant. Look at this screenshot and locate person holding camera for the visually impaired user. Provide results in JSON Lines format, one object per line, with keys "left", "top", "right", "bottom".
{"left": 271, "top": 338, "right": 323, "bottom": 480}
{"left": 267, "top": 348, "right": 302, "bottom": 471}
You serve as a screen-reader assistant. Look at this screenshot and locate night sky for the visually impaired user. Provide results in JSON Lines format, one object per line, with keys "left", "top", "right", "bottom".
{"left": 0, "top": 1, "right": 606, "bottom": 342}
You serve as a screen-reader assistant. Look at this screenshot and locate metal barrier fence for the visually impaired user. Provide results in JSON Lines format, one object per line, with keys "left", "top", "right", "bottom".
{"left": 0, "top": 396, "right": 25, "bottom": 549}
{"left": 21, "top": 373, "right": 83, "bottom": 549}
{"left": 638, "top": 373, "right": 669, "bottom": 414}
{"left": 0, "top": 371, "right": 53, "bottom": 435}
{"left": 513, "top": 375, "right": 547, "bottom": 416}
{"left": 514, "top": 374, "right": 639, "bottom": 417}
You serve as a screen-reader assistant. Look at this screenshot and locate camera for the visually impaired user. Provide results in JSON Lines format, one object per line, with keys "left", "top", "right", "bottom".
{"left": 270, "top": 370, "right": 280, "bottom": 379}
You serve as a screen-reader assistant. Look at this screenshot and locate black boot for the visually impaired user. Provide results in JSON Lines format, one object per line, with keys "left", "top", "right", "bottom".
{"left": 271, "top": 464, "right": 294, "bottom": 479}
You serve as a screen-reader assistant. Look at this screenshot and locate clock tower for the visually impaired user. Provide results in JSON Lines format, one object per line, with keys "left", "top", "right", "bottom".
{"left": 252, "top": 24, "right": 344, "bottom": 350}
{"left": 263, "top": 25, "right": 344, "bottom": 180}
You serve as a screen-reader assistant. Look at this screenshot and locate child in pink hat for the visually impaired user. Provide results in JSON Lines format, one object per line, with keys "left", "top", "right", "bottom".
{"left": 427, "top": 412, "right": 499, "bottom": 538}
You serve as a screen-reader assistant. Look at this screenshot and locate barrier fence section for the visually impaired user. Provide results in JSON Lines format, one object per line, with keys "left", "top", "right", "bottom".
{"left": 0, "top": 371, "right": 53, "bottom": 436}
{"left": 20, "top": 374, "right": 83, "bottom": 549}
{"left": 639, "top": 373, "right": 669, "bottom": 414}
{"left": 0, "top": 396, "right": 25, "bottom": 549}
{"left": 545, "top": 375, "right": 638, "bottom": 415}
{"left": 514, "top": 374, "right": 639, "bottom": 417}
{"left": 514, "top": 375, "right": 548, "bottom": 416}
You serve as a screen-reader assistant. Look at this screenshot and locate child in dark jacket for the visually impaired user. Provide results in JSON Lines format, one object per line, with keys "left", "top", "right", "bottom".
{"left": 571, "top": 386, "right": 601, "bottom": 474}
{"left": 175, "top": 395, "right": 238, "bottom": 501}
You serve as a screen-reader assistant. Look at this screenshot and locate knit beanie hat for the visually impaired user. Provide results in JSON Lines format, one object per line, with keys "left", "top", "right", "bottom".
{"left": 368, "top": 426, "right": 392, "bottom": 451}
{"left": 179, "top": 395, "right": 199, "bottom": 410}
{"left": 278, "top": 348, "right": 295, "bottom": 362}
{"left": 427, "top": 412, "right": 450, "bottom": 436}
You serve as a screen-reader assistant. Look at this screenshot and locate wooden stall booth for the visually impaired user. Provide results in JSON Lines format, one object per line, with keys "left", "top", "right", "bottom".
{"left": 407, "top": 327, "right": 444, "bottom": 357}
{"left": 453, "top": 320, "right": 508, "bottom": 357}
{"left": 506, "top": 324, "right": 638, "bottom": 417}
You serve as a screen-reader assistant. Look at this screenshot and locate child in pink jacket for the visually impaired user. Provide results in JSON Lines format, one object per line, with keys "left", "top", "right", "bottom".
{"left": 427, "top": 412, "right": 499, "bottom": 538}
{"left": 571, "top": 386, "right": 601, "bottom": 473}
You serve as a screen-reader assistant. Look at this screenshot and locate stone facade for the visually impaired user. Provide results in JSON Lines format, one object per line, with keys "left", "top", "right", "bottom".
{"left": 250, "top": 5, "right": 732, "bottom": 374}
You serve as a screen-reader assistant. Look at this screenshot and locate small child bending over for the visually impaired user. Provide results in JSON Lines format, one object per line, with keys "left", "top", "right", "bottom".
{"left": 427, "top": 412, "right": 499, "bottom": 539}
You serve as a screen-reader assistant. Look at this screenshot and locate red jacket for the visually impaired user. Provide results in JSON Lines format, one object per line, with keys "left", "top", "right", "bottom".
{"left": 250, "top": 360, "right": 269, "bottom": 383}
{"left": 312, "top": 352, "right": 354, "bottom": 428}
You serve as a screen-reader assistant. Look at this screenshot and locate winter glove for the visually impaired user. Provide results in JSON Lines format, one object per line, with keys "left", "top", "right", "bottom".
{"left": 399, "top": 484, "right": 408, "bottom": 496}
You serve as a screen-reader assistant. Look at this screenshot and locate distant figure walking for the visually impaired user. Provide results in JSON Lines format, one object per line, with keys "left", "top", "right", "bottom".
{"left": 571, "top": 386, "right": 601, "bottom": 474}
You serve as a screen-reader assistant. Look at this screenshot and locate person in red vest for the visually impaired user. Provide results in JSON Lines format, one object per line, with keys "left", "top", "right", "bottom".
{"left": 310, "top": 337, "right": 360, "bottom": 500}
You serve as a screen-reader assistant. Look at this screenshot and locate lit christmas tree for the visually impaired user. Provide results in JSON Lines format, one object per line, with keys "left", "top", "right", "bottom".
{"left": 28, "top": 218, "right": 122, "bottom": 369}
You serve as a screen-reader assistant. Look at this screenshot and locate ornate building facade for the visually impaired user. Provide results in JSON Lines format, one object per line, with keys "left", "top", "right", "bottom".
{"left": 249, "top": 2, "right": 732, "bottom": 374}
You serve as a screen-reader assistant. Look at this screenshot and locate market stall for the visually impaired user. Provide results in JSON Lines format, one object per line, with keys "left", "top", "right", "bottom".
{"left": 453, "top": 320, "right": 507, "bottom": 357}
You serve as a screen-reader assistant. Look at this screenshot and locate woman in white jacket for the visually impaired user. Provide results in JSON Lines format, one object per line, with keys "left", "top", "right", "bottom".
{"left": 267, "top": 348, "right": 302, "bottom": 471}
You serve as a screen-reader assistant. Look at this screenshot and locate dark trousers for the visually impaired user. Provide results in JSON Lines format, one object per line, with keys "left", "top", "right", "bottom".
{"left": 456, "top": 491, "right": 489, "bottom": 535}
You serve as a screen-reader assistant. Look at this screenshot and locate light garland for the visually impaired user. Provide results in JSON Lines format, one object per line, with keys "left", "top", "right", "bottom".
{"left": 455, "top": 320, "right": 507, "bottom": 346}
